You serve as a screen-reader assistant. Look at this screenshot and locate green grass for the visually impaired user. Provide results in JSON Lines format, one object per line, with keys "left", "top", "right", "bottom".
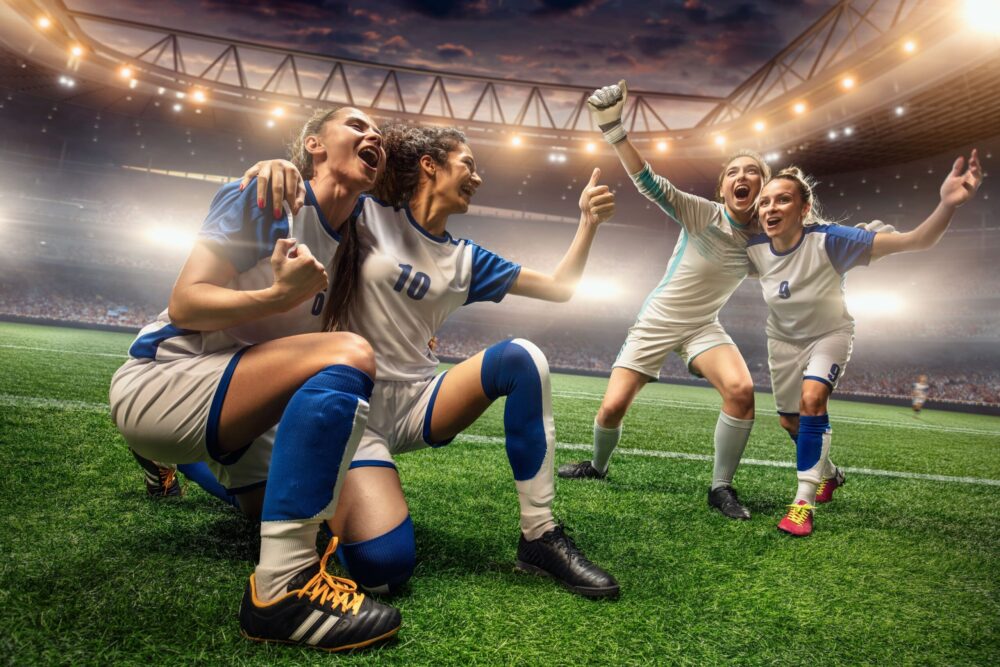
{"left": 1, "top": 321, "right": 997, "bottom": 665}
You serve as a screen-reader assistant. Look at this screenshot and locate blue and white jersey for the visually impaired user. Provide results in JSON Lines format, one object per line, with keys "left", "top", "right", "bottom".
{"left": 747, "top": 224, "right": 875, "bottom": 342}
{"left": 126, "top": 179, "right": 345, "bottom": 361}
{"left": 349, "top": 196, "right": 521, "bottom": 381}
{"left": 629, "top": 163, "right": 753, "bottom": 326}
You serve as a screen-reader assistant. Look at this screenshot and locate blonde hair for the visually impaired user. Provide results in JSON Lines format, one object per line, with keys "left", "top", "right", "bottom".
{"left": 769, "top": 166, "right": 835, "bottom": 227}
{"left": 288, "top": 107, "right": 343, "bottom": 180}
{"left": 714, "top": 149, "right": 772, "bottom": 201}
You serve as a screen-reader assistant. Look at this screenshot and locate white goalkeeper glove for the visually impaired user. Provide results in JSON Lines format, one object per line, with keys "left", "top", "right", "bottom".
{"left": 588, "top": 80, "right": 628, "bottom": 145}
{"left": 856, "top": 219, "right": 897, "bottom": 233}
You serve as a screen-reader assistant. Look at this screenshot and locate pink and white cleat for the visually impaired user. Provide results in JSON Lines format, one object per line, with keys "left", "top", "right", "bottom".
{"left": 777, "top": 500, "right": 814, "bottom": 537}
{"left": 815, "top": 468, "right": 846, "bottom": 505}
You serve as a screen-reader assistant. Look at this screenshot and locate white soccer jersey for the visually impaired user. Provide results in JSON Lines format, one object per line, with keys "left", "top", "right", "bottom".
{"left": 747, "top": 224, "right": 875, "bottom": 342}
{"left": 913, "top": 382, "right": 929, "bottom": 400}
{"left": 126, "top": 179, "right": 344, "bottom": 361}
{"left": 348, "top": 196, "right": 521, "bottom": 381}
{"left": 630, "top": 163, "right": 753, "bottom": 325}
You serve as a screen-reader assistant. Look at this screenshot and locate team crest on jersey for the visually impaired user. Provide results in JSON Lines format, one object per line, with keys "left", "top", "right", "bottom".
{"left": 778, "top": 280, "right": 791, "bottom": 299}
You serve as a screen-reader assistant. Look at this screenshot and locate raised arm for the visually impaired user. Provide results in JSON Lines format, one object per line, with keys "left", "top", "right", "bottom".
{"left": 588, "top": 80, "right": 644, "bottom": 176}
{"left": 871, "top": 150, "right": 983, "bottom": 259}
{"left": 239, "top": 159, "right": 307, "bottom": 218}
{"left": 508, "top": 168, "right": 614, "bottom": 302}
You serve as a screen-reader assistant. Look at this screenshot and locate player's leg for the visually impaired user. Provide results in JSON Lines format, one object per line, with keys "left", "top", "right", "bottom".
{"left": 129, "top": 448, "right": 183, "bottom": 497}
{"left": 330, "top": 463, "right": 415, "bottom": 596}
{"left": 558, "top": 367, "right": 649, "bottom": 480}
{"left": 427, "top": 338, "right": 619, "bottom": 598}
{"left": 689, "top": 342, "right": 754, "bottom": 520}
{"left": 223, "top": 333, "right": 400, "bottom": 650}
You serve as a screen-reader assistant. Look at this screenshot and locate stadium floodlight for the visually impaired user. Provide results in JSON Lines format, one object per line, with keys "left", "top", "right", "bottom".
{"left": 714, "top": 135, "right": 726, "bottom": 147}
{"left": 172, "top": 103, "right": 182, "bottom": 112}
{"left": 119, "top": 66, "right": 132, "bottom": 79}
{"left": 843, "top": 127, "right": 854, "bottom": 136}
{"left": 656, "top": 140, "right": 668, "bottom": 152}
{"left": 272, "top": 106, "right": 285, "bottom": 117}
{"left": 840, "top": 76, "right": 856, "bottom": 91}
{"left": 753, "top": 120, "right": 766, "bottom": 133}
{"left": 37, "top": 16, "right": 51, "bottom": 29}
{"left": 902, "top": 39, "right": 917, "bottom": 54}
{"left": 192, "top": 90, "right": 206, "bottom": 103}
{"left": 792, "top": 101, "right": 807, "bottom": 115}
{"left": 847, "top": 291, "right": 904, "bottom": 316}
{"left": 266, "top": 118, "right": 275, "bottom": 128}
{"left": 58, "top": 75, "right": 75, "bottom": 88}
{"left": 69, "top": 45, "right": 83, "bottom": 57}
{"left": 156, "top": 87, "right": 165, "bottom": 95}
{"left": 965, "top": 0, "right": 1000, "bottom": 34}
{"left": 128, "top": 79, "right": 138, "bottom": 89}
{"left": 585, "top": 142, "right": 596, "bottom": 153}
{"left": 145, "top": 226, "right": 196, "bottom": 251}
{"left": 828, "top": 130, "right": 838, "bottom": 140}
{"left": 511, "top": 135, "right": 522, "bottom": 147}
{"left": 895, "top": 105, "right": 905, "bottom": 116}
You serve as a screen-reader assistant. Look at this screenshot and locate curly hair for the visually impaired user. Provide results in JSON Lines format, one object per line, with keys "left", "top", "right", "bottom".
{"left": 373, "top": 124, "right": 468, "bottom": 207}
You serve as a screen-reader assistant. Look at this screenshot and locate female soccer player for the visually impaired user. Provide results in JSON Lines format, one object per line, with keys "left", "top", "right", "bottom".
{"left": 244, "top": 123, "right": 620, "bottom": 598}
{"left": 109, "top": 107, "right": 402, "bottom": 651}
{"left": 749, "top": 152, "right": 982, "bottom": 536}
{"left": 558, "top": 81, "right": 766, "bottom": 521}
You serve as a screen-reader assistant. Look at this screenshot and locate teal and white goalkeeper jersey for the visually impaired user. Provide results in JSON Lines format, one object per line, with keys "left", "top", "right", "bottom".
{"left": 746, "top": 224, "right": 875, "bottom": 343}
{"left": 629, "top": 163, "right": 753, "bottom": 326}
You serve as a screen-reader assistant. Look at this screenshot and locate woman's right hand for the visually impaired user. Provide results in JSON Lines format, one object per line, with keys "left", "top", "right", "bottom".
{"left": 239, "top": 159, "right": 306, "bottom": 219}
{"left": 269, "top": 238, "right": 329, "bottom": 310}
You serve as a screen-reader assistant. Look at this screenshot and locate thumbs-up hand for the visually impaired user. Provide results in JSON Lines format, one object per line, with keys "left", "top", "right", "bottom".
{"left": 579, "top": 167, "right": 615, "bottom": 226}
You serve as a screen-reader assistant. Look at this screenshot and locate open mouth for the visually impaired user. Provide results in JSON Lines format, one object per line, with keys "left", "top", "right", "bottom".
{"left": 358, "top": 146, "right": 380, "bottom": 171}
{"left": 734, "top": 184, "right": 751, "bottom": 200}
{"left": 765, "top": 216, "right": 782, "bottom": 230}
{"left": 459, "top": 183, "right": 476, "bottom": 200}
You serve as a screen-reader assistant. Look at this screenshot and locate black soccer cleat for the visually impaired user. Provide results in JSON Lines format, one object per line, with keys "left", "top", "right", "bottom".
{"left": 557, "top": 460, "right": 607, "bottom": 480}
{"left": 708, "top": 485, "right": 751, "bottom": 520}
{"left": 240, "top": 538, "right": 401, "bottom": 652}
{"left": 130, "top": 449, "right": 182, "bottom": 497}
{"left": 516, "top": 525, "right": 619, "bottom": 599}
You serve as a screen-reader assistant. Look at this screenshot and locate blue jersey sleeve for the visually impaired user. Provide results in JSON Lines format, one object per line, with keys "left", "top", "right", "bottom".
{"left": 465, "top": 243, "right": 522, "bottom": 304}
{"left": 199, "top": 178, "right": 289, "bottom": 272}
{"left": 823, "top": 225, "right": 875, "bottom": 274}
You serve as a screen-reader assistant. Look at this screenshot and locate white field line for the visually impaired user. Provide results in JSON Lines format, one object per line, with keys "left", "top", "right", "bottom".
{"left": 3, "top": 393, "right": 997, "bottom": 487}
{"left": 0, "top": 344, "right": 125, "bottom": 358}
{"left": 552, "top": 390, "right": 1000, "bottom": 438}
{"left": 455, "top": 435, "right": 1000, "bottom": 487}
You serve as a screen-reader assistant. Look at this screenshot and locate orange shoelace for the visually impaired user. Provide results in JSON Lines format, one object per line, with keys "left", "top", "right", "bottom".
{"left": 296, "top": 538, "right": 365, "bottom": 616}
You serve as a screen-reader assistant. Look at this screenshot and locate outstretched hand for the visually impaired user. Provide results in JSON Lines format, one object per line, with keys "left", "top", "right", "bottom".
{"left": 239, "top": 159, "right": 306, "bottom": 219}
{"left": 940, "top": 149, "right": 983, "bottom": 208}
{"left": 587, "top": 80, "right": 628, "bottom": 144}
{"left": 579, "top": 168, "right": 615, "bottom": 225}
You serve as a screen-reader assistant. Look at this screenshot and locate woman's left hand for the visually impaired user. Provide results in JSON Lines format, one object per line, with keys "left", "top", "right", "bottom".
{"left": 239, "top": 159, "right": 306, "bottom": 219}
{"left": 940, "top": 149, "right": 983, "bottom": 209}
{"left": 579, "top": 168, "right": 616, "bottom": 226}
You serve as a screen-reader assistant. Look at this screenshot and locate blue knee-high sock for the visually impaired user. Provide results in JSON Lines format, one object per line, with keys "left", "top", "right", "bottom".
{"left": 337, "top": 515, "right": 415, "bottom": 595}
{"left": 177, "top": 462, "right": 240, "bottom": 509}
{"left": 262, "top": 365, "right": 374, "bottom": 523}
{"left": 480, "top": 338, "right": 556, "bottom": 539}
{"left": 796, "top": 414, "right": 830, "bottom": 477}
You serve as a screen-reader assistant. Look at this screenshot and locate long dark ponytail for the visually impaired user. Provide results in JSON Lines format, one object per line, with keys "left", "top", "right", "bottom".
{"left": 289, "top": 106, "right": 364, "bottom": 332}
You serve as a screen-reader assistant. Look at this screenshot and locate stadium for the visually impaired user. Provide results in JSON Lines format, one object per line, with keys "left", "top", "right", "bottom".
{"left": 1, "top": 0, "right": 997, "bottom": 663}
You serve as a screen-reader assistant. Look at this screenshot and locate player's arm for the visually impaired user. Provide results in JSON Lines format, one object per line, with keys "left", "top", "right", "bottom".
{"left": 508, "top": 168, "right": 613, "bottom": 302}
{"left": 168, "top": 238, "right": 329, "bottom": 331}
{"left": 588, "top": 80, "right": 644, "bottom": 175}
{"left": 239, "top": 159, "right": 306, "bottom": 218}
{"left": 871, "top": 150, "right": 982, "bottom": 259}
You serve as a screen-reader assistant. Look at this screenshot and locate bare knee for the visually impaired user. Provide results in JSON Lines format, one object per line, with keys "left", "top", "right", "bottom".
{"left": 720, "top": 378, "right": 755, "bottom": 418}
{"left": 799, "top": 388, "right": 829, "bottom": 416}
{"left": 597, "top": 397, "right": 629, "bottom": 428}
{"left": 318, "top": 332, "right": 376, "bottom": 380}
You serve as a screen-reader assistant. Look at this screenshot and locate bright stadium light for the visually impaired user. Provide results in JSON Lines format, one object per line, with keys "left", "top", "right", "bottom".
{"left": 128, "top": 78, "right": 138, "bottom": 89}
{"left": 266, "top": 118, "right": 275, "bottom": 128}
{"left": 895, "top": 105, "right": 906, "bottom": 116}
{"left": 37, "top": 16, "right": 51, "bottom": 29}
{"left": 192, "top": 89, "right": 206, "bottom": 103}
{"left": 585, "top": 142, "right": 596, "bottom": 153}
{"left": 272, "top": 106, "right": 285, "bottom": 117}
{"left": 828, "top": 130, "right": 838, "bottom": 140}
{"left": 172, "top": 103, "right": 182, "bottom": 112}
{"left": 753, "top": 120, "right": 766, "bottom": 133}
{"left": 846, "top": 291, "right": 904, "bottom": 317}
{"left": 844, "top": 126, "right": 854, "bottom": 136}
{"left": 145, "top": 226, "right": 196, "bottom": 250}
{"left": 902, "top": 39, "right": 917, "bottom": 54}
{"left": 714, "top": 135, "right": 726, "bottom": 147}
{"left": 119, "top": 66, "right": 132, "bottom": 79}
{"left": 656, "top": 140, "right": 668, "bottom": 152}
{"left": 840, "top": 76, "right": 856, "bottom": 91}
{"left": 965, "top": 0, "right": 1000, "bottom": 34}
{"left": 511, "top": 135, "right": 522, "bottom": 147}
{"left": 70, "top": 45, "right": 83, "bottom": 58}
{"left": 792, "top": 101, "right": 807, "bottom": 115}
{"left": 578, "top": 277, "right": 622, "bottom": 301}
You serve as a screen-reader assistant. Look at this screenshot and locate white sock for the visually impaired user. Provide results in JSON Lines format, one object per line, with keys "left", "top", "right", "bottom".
{"left": 794, "top": 481, "right": 817, "bottom": 505}
{"left": 710, "top": 412, "right": 754, "bottom": 490}
{"left": 592, "top": 419, "right": 622, "bottom": 474}
{"left": 254, "top": 521, "right": 320, "bottom": 602}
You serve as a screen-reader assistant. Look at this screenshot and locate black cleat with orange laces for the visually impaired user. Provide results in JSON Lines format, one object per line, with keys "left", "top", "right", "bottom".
{"left": 130, "top": 449, "right": 182, "bottom": 497}
{"left": 240, "top": 538, "right": 401, "bottom": 652}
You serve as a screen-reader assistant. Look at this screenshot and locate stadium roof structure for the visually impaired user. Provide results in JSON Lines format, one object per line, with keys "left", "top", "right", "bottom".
{"left": 0, "top": 0, "right": 998, "bottom": 173}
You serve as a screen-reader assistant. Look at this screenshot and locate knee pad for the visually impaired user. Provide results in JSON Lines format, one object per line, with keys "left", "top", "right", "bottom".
{"left": 337, "top": 515, "right": 415, "bottom": 595}
{"left": 480, "top": 338, "right": 550, "bottom": 401}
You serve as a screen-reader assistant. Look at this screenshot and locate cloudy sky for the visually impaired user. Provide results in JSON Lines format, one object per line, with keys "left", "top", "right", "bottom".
{"left": 68, "top": 0, "right": 840, "bottom": 97}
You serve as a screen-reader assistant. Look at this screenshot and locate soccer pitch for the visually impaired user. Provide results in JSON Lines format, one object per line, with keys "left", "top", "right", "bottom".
{"left": 1, "top": 322, "right": 997, "bottom": 665}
